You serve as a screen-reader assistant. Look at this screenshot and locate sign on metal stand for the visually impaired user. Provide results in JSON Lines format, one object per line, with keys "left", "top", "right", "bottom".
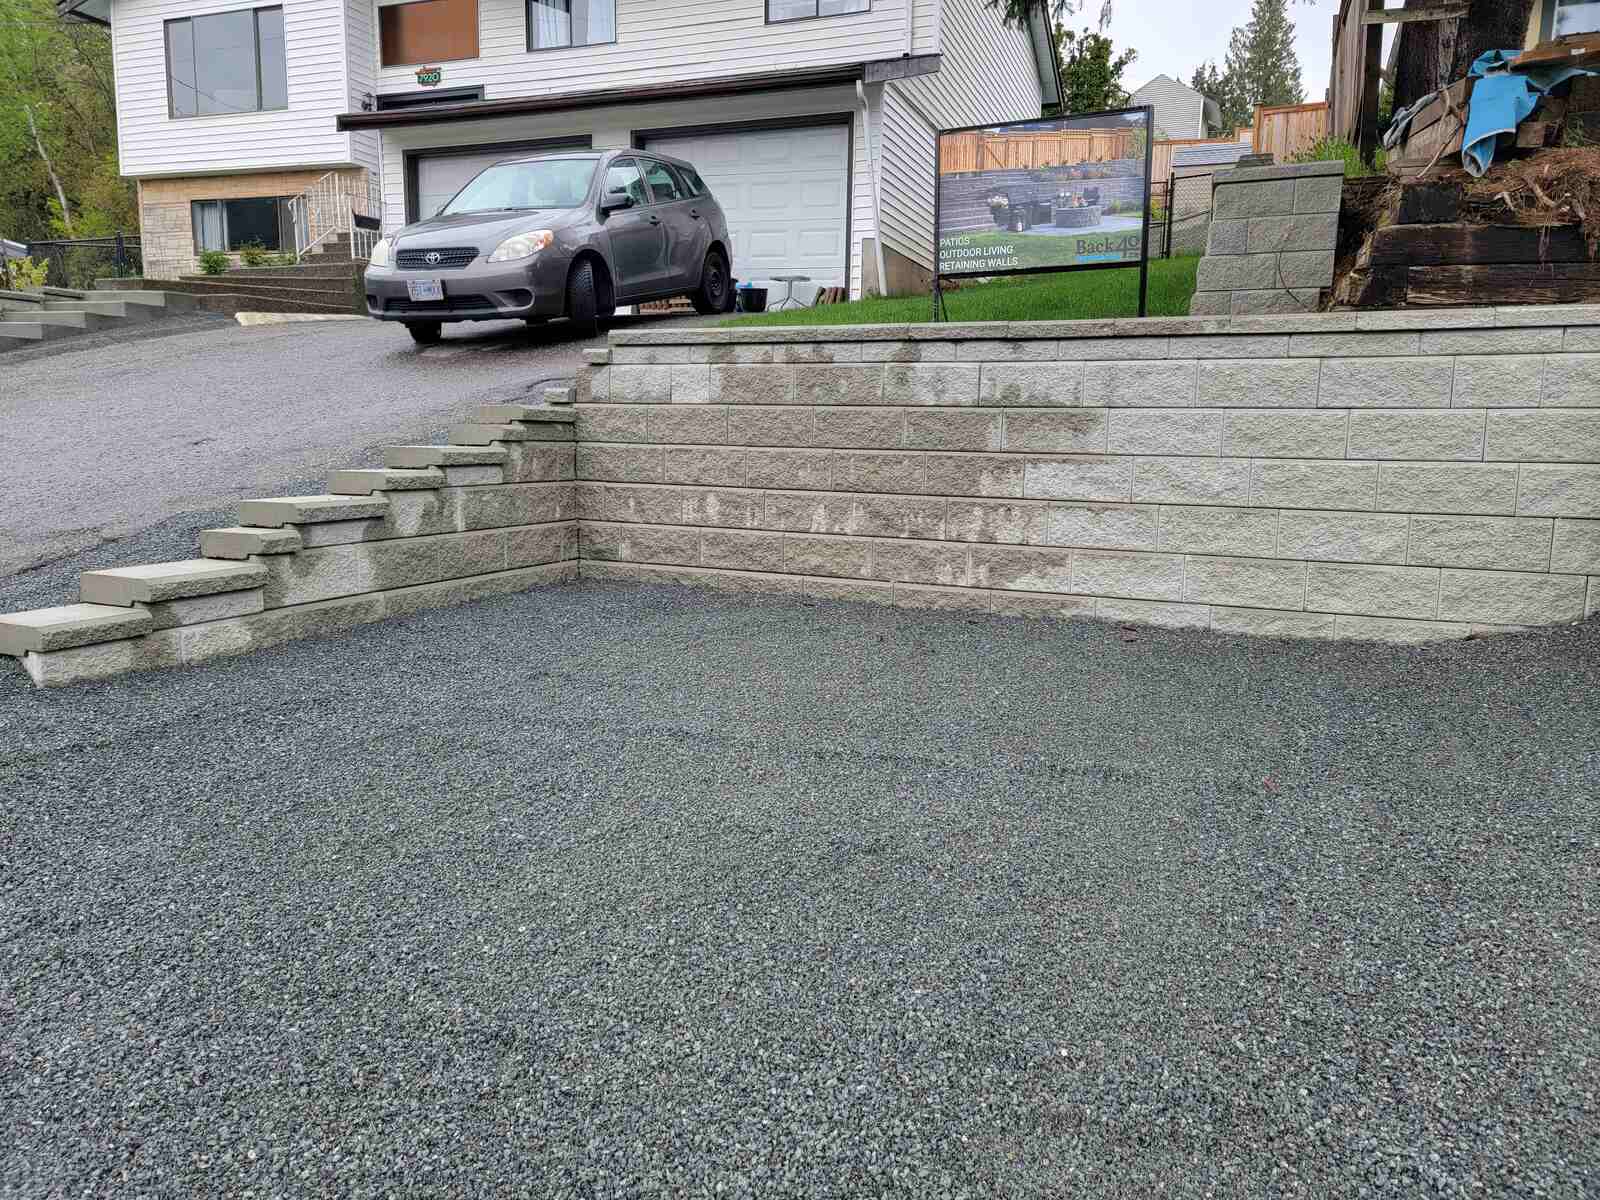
{"left": 932, "top": 105, "right": 1155, "bottom": 322}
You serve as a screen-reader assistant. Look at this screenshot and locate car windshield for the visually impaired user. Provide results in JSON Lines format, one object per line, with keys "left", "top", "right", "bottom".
{"left": 441, "top": 158, "right": 599, "bottom": 215}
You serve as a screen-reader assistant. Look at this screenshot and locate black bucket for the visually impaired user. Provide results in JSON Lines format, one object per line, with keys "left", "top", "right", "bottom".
{"left": 736, "top": 285, "right": 768, "bottom": 314}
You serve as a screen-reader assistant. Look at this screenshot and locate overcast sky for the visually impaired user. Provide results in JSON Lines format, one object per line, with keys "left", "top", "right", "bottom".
{"left": 1101, "top": 0, "right": 1337, "bottom": 108}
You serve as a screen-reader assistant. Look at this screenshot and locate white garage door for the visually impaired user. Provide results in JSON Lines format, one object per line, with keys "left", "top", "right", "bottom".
{"left": 413, "top": 143, "right": 588, "bottom": 221}
{"left": 644, "top": 124, "right": 849, "bottom": 291}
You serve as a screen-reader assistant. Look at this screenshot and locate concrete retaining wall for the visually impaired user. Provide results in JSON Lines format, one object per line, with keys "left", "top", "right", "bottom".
{"left": 573, "top": 307, "right": 1600, "bottom": 643}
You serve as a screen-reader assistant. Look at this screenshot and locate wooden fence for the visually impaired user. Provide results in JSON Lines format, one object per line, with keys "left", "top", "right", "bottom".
{"left": 939, "top": 128, "right": 1140, "bottom": 174}
{"left": 1330, "top": 0, "right": 1383, "bottom": 160}
{"left": 1253, "top": 101, "right": 1330, "bottom": 162}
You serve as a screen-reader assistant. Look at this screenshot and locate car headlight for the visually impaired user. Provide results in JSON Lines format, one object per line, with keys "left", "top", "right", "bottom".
{"left": 368, "top": 237, "right": 394, "bottom": 268}
{"left": 487, "top": 229, "right": 555, "bottom": 263}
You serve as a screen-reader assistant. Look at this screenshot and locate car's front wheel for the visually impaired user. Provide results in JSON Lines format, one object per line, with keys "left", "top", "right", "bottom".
{"left": 691, "top": 250, "right": 731, "bottom": 316}
{"left": 406, "top": 321, "right": 442, "bottom": 345}
{"left": 567, "top": 259, "right": 600, "bottom": 338}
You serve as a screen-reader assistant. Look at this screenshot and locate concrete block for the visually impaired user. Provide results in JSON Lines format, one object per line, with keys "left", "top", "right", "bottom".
{"left": 612, "top": 344, "right": 694, "bottom": 365}
{"left": 1550, "top": 519, "right": 1600, "bottom": 574}
{"left": 883, "top": 363, "right": 980, "bottom": 407}
{"left": 239, "top": 494, "right": 388, "bottom": 527}
{"left": 922, "top": 453, "right": 1025, "bottom": 498}
{"left": 500, "top": 443, "right": 573, "bottom": 484}
{"left": 1356, "top": 309, "right": 1498, "bottom": 331}
{"left": 1566, "top": 328, "right": 1600, "bottom": 353}
{"left": 255, "top": 530, "right": 508, "bottom": 607}
{"left": 1246, "top": 213, "right": 1339, "bottom": 254}
{"left": 1252, "top": 460, "right": 1378, "bottom": 510}
{"left": 1321, "top": 357, "right": 1454, "bottom": 412}
{"left": 1044, "top": 502, "right": 1158, "bottom": 551}
{"left": 1108, "top": 409, "right": 1223, "bottom": 456}
{"left": 785, "top": 535, "right": 871, "bottom": 579}
{"left": 831, "top": 451, "right": 923, "bottom": 494}
{"left": 439, "top": 466, "right": 504, "bottom": 487}
{"left": 1082, "top": 360, "right": 1198, "bottom": 408}
{"left": 1452, "top": 355, "right": 1544, "bottom": 408}
{"left": 1541, "top": 354, "right": 1600, "bottom": 407}
{"left": 706, "top": 344, "right": 777, "bottom": 365}
{"left": 763, "top": 491, "right": 859, "bottom": 536}
{"left": 1131, "top": 457, "right": 1251, "bottom": 506}
{"left": 1073, "top": 549, "right": 1186, "bottom": 601}
{"left": 1221, "top": 160, "right": 1345, "bottom": 184}
{"left": 1497, "top": 304, "right": 1600, "bottom": 326}
{"left": 577, "top": 483, "right": 685, "bottom": 525}
{"left": 1004, "top": 409, "right": 1108, "bottom": 454}
{"left": 1275, "top": 251, "right": 1336, "bottom": 289}
{"left": 1187, "top": 291, "right": 1232, "bottom": 317}
{"left": 970, "top": 545, "right": 1075, "bottom": 593}
{"left": 1097, "top": 597, "right": 1211, "bottom": 629}
{"left": 136, "top": 588, "right": 264, "bottom": 631}
{"left": 376, "top": 483, "right": 572, "bottom": 540}
{"left": 1333, "top": 616, "right": 1472, "bottom": 644}
{"left": 1196, "top": 359, "right": 1320, "bottom": 408}
{"left": 1378, "top": 463, "right": 1519, "bottom": 515}
{"left": 1421, "top": 329, "right": 1565, "bottom": 357}
{"left": 1409, "top": 516, "right": 1554, "bottom": 572}
{"left": 904, "top": 410, "right": 1002, "bottom": 452}
{"left": 978, "top": 362, "right": 1086, "bottom": 407}
{"left": 670, "top": 365, "right": 712, "bottom": 404}
{"left": 1294, "top": 174, "right": 1345, "bottom": 214}
{"left": 1346, "top": 409, "right": 1486, "bottom": 461}
{"left": 473, "top": 403, "right": 576, "bottom": 424}
{"left": 1213, "top": 178, "right": 1295, "bottom": 219}
{"left": 780, "top": 342, "right": 864, "bottom": 364}
{"left": 1211, "top": 607, "right": 1336, "bottom": 638}
{"left": 1158, "top": 505, "right": 1278, "bottom": 557}
{"left": 295, "top": 517, "right": 390, "bottom": 548}
{"left": 859, "top": 340, "right": 955, "bottom": 362}
{"left": 746, "top": 449, "right": 834, "bottom": 491}
{"left": 1024, "top": 456, "right": 1134, "bottom": 502}
{"left": 1437, "top": 568, "right": 1587, "bottom": 625}
{"left": 700, "top": 529, "right": 786, "bottom": 573}
{"left": 1277, "top": 510, "right": 1408, "bottom": 565}
{"left": 1486, "top": 410, "right": 1600, "bottom": 462}
{"left": 329, "top": 468, "right": 445, "bottom": 495}
{"left": 1184, "top": 554, "right": 1307, "bottom": 609}
{"left": 794, "top": 576, "right": 898, "bottom": 607}
{"left": 384, "top": 444, "right": 507, "bottom": 469}
{"left": 798, "top": 365, "right": 888, "bottom": 406}
{"left": 665, "top": 448, "right": 746, "bottom": 487}
{"left": 577, "top": 445, "right": 665, "bottom": 483}
{"left": 648, "top": 405, "right": 730, "bottom": 445}
{"left": 1223, "top": 409, "right": 1348, "bottom": 459}
{"left": 450, "top": 421, "right": 571, "bottom": 445}
{"left": 578, "top": 364, "right": 609, "bottom": 404}
{"left": 22, "top": 631, "right": 183, "bottom": 688}
{"left": 1591, "top": 575, "right": 1600, "bottom": 617}
{"left": 1196, "top": 254, "right": 1281, "bottom": 292}
{"left": 870, "top": 541, "right": 970, "bottom": 587}
{"left": 987, "top": 591, "right": 1098, "bottom": 620}
{"left": 1054, "top": 337, "right": 1171, "bottom": 361}
{"left": 711, "top": 365, "right": 796, "bottom": 405}
{"left": 1206, "top": 219, "right": 1248, "bottom": 255}
{"left": 1518, "top": 464, "right": 1600, "bottom": 517}
{"left": 1229, "top": 289, "right": 1325, "bottom": 316}
{"left": 376, "top": 562, "right": 574, "bottom": 623}
{"left": 854, "top": 495, "right": 946, "bottom": 539}
{"left": 582, "top": 348, "right": 611, "bottom": 366}
{"left": 580, "top": 523, "right": 699, "bottom": 566}
{"left": 955, "top": 339, "right": 1057, "bottom": 363}
{"left": 199, "top": 526, "right": 303, "bottom": 560}
{"left": 1183, "top": 336, "right": 1292, "bottom": 360}
{"left": 1295, "top": 333, "right": 1421, "bottom": 359}
{"left": 814, "top": 409, "right": 905, "bottom": 449}
{"left": 682, "top": 488, "right": 763, "bottom": 529}
{"left": 609, "top": 365, "right": 672, "bottom": 403}
{"left": 0, "top": 603, "right": 153, "bottom": 655}
{"left": 1306, "top": 562, "right": 1440, "bottom": 619}
{"left": 81, "top": 559, "right": 268, "bottom": 607}
{"left": 946, "top": 499, "right": 1049, "bottom": 545}
{"left": 576, "top": 405, "right": 650, "bottom": 443}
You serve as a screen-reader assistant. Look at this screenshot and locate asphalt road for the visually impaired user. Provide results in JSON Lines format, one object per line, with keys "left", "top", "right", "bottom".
{"left": 2, "top": 579, "right": 1596, "bottom": 1198}
{"left": 0, "top": 313, "right": 697, "bottom": 579}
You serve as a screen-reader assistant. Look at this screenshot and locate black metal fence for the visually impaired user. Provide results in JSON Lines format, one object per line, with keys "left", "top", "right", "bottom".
{"left": 1149, "top": 173, "right": 1216, "bottom": 260}
{"left": 23, "top": 235, "right": 143, "bottom": 289}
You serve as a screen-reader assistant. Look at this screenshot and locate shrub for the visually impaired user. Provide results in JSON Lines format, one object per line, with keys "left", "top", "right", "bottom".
{"left": 1288, "top": 136, "right": 1387, "bottom": 178}
{"left": 198, "top": 250, "right": 231, "bottom": 275}
{"left": 2, "top": 255, "right": 50, "bottom": 290}
{"left": 239, "top": 240, "right": 269, "bottom": 267}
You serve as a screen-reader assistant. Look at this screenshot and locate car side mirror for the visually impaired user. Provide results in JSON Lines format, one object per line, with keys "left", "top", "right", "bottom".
{"left": 601, "top": 188, "right": 634, "bottom": 213}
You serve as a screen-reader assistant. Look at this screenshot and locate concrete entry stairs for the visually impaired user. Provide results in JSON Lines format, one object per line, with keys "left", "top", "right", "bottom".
{"left": 5, "top": 305, "right": 1600, "bottom": 686}
{"left": 0, "top": 287, "right": 202, "bottom": 353}
{"left": 96, "top": 232, "right": 367, "bottom": 317}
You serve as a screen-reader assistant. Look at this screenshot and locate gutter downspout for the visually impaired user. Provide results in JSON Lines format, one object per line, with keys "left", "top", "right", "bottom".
{"left": 857, "top": 80, "right": 888, "bottom": 298}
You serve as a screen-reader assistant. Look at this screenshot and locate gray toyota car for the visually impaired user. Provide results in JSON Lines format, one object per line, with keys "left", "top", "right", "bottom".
{"left": 364, "top": 149, "right": 733, "bottom": 344}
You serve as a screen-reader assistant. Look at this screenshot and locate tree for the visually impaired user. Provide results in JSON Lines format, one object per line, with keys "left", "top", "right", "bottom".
{"left": 1189, "top": 61, "right": 1230, "bottom": 135}
{"left": 1057, "top": 26, "right": 1137, "bottom": 114}
{"left": 1186, "top": 0, "right": 1306, "bottom": 136}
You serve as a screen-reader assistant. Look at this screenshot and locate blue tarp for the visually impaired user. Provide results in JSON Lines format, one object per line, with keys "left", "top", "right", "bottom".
{"left": 1462, "top": 49, "right": 1596, "bottom": 176}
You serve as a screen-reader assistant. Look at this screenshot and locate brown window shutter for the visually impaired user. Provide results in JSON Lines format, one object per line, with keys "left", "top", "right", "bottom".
{"left": 379, "top": 0, "right": 479, "bottom": 68}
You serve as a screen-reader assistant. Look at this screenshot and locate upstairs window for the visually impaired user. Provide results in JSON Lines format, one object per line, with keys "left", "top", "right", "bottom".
{"left": 767, "top": 0, "right": 868, "bottom": 21}
{"left": 166, "top": 7, "right": 287, "bottom": 117}
{"left": 528, "top": 0, "right": 615, "bottom": 50}
{"left": 380, "top": 0, "right": 480, "bottom": 67}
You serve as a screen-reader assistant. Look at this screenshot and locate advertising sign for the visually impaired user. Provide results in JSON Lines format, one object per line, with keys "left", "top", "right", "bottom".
{"left": 933, "top": 105, "right": 1155, "bottom": 315}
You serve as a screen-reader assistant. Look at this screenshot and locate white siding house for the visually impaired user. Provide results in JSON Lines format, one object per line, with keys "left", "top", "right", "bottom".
{"left": 1128, "top": 74, "right": 1219, "bottom": 141}
{"left": 63, "top": 0, "right": 1057, "bottom": 292}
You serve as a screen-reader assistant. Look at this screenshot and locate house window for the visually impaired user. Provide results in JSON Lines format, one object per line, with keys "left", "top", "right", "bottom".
{"left": 1550, "top": 0, "right": 1600, "bottom": 35}
{"left": 527, "top": 0, "right": 615, "bottom": 50}
{"left": 767, "top": 0, "right": 868, "bottom": 22}
{"left": 380, "top": 0, "right": 479, "bottom": 68}
{"left": 192, "top": 197, "right": 295, "bottom": 253}
{"left": 165, "top": 7, "right": 287, "bottom": 117}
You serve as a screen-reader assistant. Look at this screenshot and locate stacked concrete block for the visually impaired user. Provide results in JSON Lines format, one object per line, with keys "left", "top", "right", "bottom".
{"left": 1190, "top": 161, "right": 1344, "bottom": 317}
{"left": 0, "top": 407, "right": 579, "bottom": 686}
{"left": 572, "top": 306, "right": 1600, "bottom": 645}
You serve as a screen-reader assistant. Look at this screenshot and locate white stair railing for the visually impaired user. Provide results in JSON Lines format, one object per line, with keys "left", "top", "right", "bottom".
{"left": 288, "top": 172, "right": 384, "bottom": 262}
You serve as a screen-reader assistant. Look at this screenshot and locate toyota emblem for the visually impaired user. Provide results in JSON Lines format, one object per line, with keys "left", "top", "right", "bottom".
{"left": 424, "top": 251, "right": 442, "bottom": 266}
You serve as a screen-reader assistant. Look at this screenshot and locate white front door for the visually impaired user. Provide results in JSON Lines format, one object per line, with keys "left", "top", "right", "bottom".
{"left": 643, "top": 123, "right": 849, "bottom": 293}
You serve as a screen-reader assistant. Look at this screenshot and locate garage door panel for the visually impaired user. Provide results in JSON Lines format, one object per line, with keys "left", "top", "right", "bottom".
{"left": 644, "top": 123, "right": 849, "bottom": 289}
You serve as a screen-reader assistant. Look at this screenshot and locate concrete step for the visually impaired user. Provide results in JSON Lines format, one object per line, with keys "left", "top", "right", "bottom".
{"left": 328, "top": 468, "right": 446, "bottom": 495}
{"left": 80, "top": 559, "right": 268, "bottom": 607}
{"left": 237, "top": 494, "right": 389, "bottom": 528}
{"left": 0, "top": 603, "right": 154, "bottom": 656}
{"left": 223, "top": 263, "right": 359, "bottom": 281}
{"left": 199, "top": 526, "right": 304, "bottom": 560}
{"left": 0, "top": 308, "right": 117, "bottom": 332}
{"left": 88, "top": 289, "right": 201, "bottom": 312}
{"left": 384, "top": 445, "right": 510, "bottom": 469}
{"left": 41, "top": 300, "right": 156, "bottom": 323}
{"left": 0, "top": 321, "right": 59, "bottom": 341}
{"left": 173, "top": 276, "right": 359, "bottom": 303}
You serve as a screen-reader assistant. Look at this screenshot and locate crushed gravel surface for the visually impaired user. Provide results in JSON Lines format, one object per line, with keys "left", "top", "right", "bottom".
{"left": 2, "top": 581, "right": 1597, "bottom": 1198}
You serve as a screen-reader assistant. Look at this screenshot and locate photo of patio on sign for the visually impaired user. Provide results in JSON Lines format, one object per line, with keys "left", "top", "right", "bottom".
{"left": 935, "top": 107, "right": 1153, "bottom": 278}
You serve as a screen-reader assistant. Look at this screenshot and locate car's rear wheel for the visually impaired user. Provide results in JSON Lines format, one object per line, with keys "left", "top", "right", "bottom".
{"left": 567, "top": 258, "right": 600, "bottom": 338}
{"left": 406, "top": 321, "right": 442, "bottom": 345}
{"left": 691, "top": 250, "right": 731, "bottom": 316}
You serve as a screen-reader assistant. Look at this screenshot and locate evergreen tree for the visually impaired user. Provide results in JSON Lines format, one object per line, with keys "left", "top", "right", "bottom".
{"left": 1238, "top": 0, "right": 1305, "bottom": 110}
{"left": 1057, "top": 26, "right": 1138, "bottom": 114}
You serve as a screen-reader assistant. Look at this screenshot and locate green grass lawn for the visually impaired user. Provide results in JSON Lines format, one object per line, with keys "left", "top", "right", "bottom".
{"left": 723, "top": 256, "right": 1198, "bottom": 328}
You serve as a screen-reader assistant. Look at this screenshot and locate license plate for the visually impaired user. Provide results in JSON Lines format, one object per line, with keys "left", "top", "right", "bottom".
{"left": 407, "top": 279, "right": 444, "bottom": 302}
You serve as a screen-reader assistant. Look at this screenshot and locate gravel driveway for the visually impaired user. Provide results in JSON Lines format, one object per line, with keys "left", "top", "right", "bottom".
{"left": 0, "top": 313, "right": 701, "bottom": 579}
{"left": 2, "top": 580, "right": 1596, "bottom": 1198}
